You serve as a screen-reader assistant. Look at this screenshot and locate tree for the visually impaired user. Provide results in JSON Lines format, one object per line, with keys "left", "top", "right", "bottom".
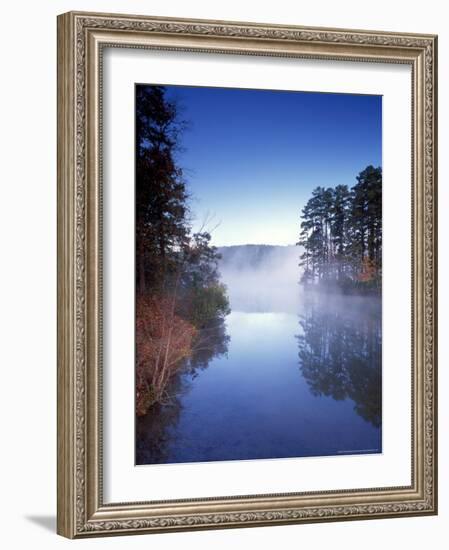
{"left": 136, "top": 85, "right": 190, "bottom": 293}
{"left": 348, "top": 166, "right": 382, "bottom": 282}
{"left": 297, "top": 166, "right": 382, "bottom": 293}
{"left": 330, "top": 185, "right": 351, "bottom": 280}
{"left": 178, "top": 231, "right": 230, "bottom": 327}
{"left": 298, "top": 187, "right": 328, "bottom": 283}
{"left": 135, "top": 85, "right": 231, "bottom": 415}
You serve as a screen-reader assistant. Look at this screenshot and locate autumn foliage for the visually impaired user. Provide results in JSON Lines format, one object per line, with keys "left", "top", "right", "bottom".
{"left": 357, "top": 257, "right": 377, "bottom": 283}
{"left": 136, "top": 294, "right": 196, "bottom": 416}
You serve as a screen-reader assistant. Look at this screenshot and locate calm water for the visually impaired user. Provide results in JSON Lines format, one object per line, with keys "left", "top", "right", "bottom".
{"left": 136, "top": 281, "right": 382, "bottom": 465}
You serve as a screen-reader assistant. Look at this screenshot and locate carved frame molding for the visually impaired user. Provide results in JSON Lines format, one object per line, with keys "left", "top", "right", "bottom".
{"left": 57, "top": 11, "right": 437, "bottom": 538}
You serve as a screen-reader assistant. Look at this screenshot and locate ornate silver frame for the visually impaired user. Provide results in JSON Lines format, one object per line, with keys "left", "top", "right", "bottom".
{"left": 57, "top": 11, "right": 438, "bottom": 538}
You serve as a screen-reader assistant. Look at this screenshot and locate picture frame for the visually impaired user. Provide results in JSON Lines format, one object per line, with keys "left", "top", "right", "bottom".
{"left": 57, "top": 11, "right": 438, "bottom": 538}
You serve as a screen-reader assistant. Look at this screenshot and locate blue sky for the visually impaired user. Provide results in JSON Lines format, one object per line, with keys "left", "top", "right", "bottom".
{"left": 164, "top": 85, "right": 382, "bottom": 246}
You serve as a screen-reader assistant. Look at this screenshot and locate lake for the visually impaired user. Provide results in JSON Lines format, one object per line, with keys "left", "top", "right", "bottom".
{"left": 136, "top": 273, "right": 382, "bottom": 465}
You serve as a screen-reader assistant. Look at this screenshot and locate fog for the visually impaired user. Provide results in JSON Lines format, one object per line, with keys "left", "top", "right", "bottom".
{"left": 217, "top": 245, "right": 303, "bottom": 313}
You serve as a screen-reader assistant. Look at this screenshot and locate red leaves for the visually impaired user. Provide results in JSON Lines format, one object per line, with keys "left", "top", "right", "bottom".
{"left": 136, "top": 293, "right": 196, "bottom": 416}
{"left": 357, "top": 257, "right": 377, "bottom": 282}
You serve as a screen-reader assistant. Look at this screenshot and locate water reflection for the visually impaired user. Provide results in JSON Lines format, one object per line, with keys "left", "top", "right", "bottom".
{"left": 296, "top": 294, "right": 381, "bottom": 427}
{"left": 186, "top": 319, "right": 230, "bottom": 377}
{"left": 136, "top": 319, "right": 229, "bottom": 464}
{"left": 136, "top": 376, "right": 186, "bottom": 465}
{"left": 137, "top": 293, "right": 382, "bottom": 465}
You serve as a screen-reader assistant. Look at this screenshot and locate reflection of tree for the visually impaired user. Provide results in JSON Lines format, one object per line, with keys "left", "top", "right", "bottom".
{"left": 136, "top": 373, "right": 186, "bottom": 465}
{"left": 136, "top": 318, "right": 229, "bottom": 464}
{"left": 296, "top": 297, "right": 381, "bottom": 427}
{"left": 187, "top": 319, "right": 230, "bottom": 376}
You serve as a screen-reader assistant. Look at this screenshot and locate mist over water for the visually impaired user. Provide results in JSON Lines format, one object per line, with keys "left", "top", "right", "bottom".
{"left": 218, "top": 245, "right": 303, "bottom": 313}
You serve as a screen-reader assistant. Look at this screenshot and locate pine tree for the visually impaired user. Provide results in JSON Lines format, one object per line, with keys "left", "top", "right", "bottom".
{"left": 297, "top": 166, "right": 382, "bottom": 293}
{"left": 330, "top": 185, "right": 351, "bottom": 280}
{"left": 136, "top": 85, "right": 189, "bottom": 292}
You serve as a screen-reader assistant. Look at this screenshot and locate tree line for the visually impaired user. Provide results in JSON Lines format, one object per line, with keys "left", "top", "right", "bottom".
{"left": 297, "top": 165, "right": 382, "bottom": 293}
{"left": 135, "top": 85, "right": 230, "bottom": 416}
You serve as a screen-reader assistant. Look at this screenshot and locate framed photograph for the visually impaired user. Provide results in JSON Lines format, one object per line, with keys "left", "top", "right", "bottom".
{"left": 57, "top": 11, "right": 438, "bottom": 538}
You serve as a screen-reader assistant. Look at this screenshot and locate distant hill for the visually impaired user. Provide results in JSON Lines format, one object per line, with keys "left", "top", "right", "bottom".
{"left": 217, "top": 244, "right": 299, "bottom": 271}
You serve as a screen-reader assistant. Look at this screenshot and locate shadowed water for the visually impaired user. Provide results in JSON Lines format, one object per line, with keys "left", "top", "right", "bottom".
{"left": 136, "top": 252, "right": 381, "bottom": 465}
